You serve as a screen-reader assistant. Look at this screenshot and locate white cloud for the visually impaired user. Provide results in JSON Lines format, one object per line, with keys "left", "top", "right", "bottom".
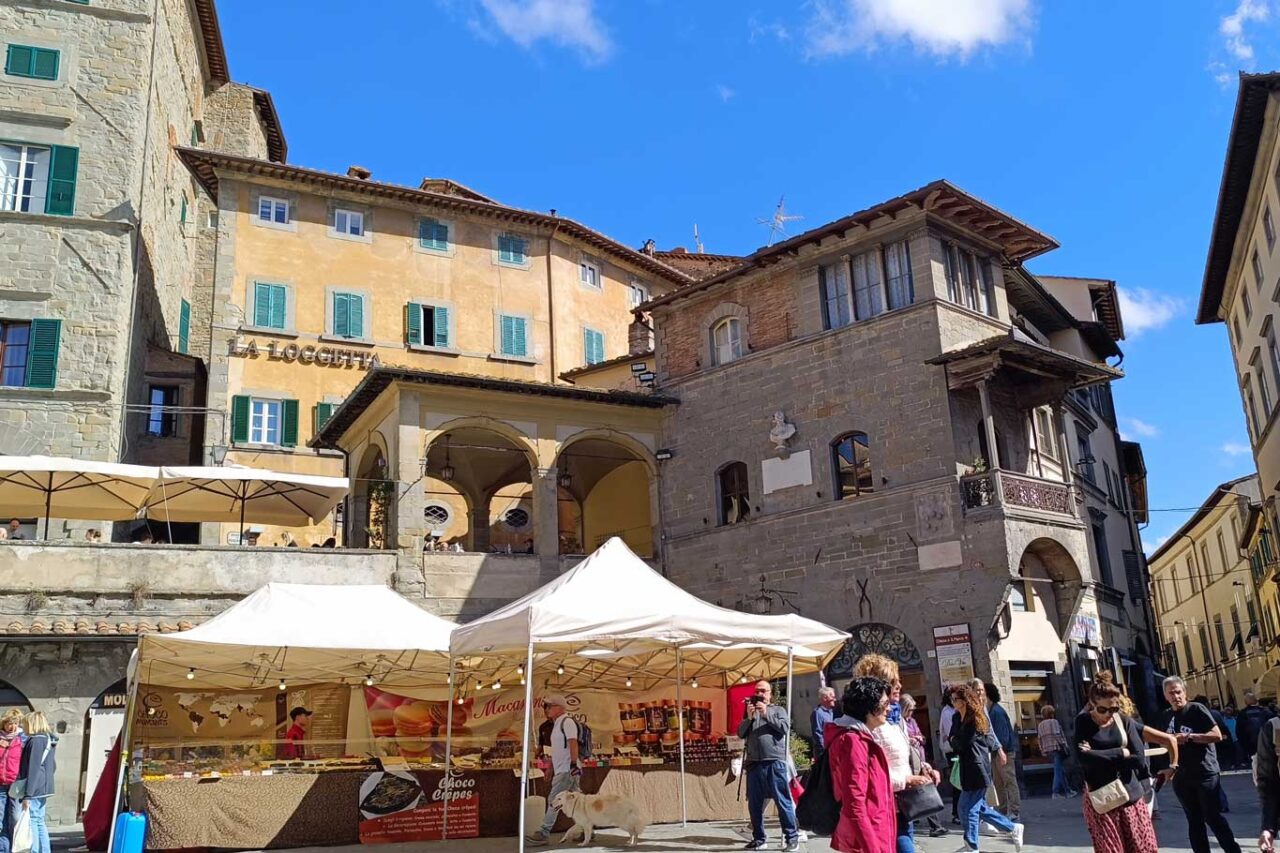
{"left": 715, "top": 84, "right": 736, "bottom": 102}
{"left": 476, "top": 0, "right": 612, "bottom": 63}
{"left": 748, "top": 14, "right": 791, "bottom": 43}
{"left": 1222, "top": 440, "right": 1252, "bottom": 456}
{"left": 805, "top": 0, "right": 1033, "bottom": 59}
{"left": 1120, "top": 417, "right": 1159, "bottom": 439}
{"left": 1220, "top": 0, "right": 1270, "bottom": 63}
{"left": 1116, "top": 287, "right": 1185, "bottom": 336}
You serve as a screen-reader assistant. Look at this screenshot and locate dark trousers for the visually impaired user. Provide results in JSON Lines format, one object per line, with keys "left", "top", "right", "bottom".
{"left": 1173, "top": 776, "right": 1241, "bottom": 853}
{"left": 746, "top": 760, "right": 798, "bottom": 844}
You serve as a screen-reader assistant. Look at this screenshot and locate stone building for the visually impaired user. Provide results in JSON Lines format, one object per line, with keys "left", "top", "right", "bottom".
{"left": 642, "top": 180, "right": 1156, "bottom": 767}
{"left": 1148, "top": 475, "right": 1274, "bottom": 705}
{"left": 176, "top": 148, "right": 691, "bottom": 546}
{"left": 1199, "top": 72, "right": 1280, "bottom": 589}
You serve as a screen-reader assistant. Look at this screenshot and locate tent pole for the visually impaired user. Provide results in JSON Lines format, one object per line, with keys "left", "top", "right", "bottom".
{"left": 105, "top": 667, "right": 141, "bottom": 853}
{"left": 675, "top": 646, "right": 687, "bottom": 827}
{"left": 238, "top": 487, "right": 246, "bottom": 544}
{"left": 443, "top": 655, "right": 455, "bottom": 840}
{"left": 43, "top": 479, "right": 52, "bottom": 540}
{"left": 785, "top": 646, "right": 794, "bottom": 815}
{"left": 517, "top": 642, "right": 535, "bottom": 853}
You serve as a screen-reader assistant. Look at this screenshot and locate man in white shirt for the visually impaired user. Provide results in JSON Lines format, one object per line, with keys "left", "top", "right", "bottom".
{"left": 527, "top": 693, "right": 580, "bottom": 846}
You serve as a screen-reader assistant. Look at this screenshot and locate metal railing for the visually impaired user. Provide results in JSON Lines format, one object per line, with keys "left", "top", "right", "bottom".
{"left": 960, "top": 469, "right": 1074, "bottom": 516}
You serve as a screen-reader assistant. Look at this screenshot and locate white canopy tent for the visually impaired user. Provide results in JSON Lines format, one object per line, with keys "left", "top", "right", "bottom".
{"left": 143, "top": 465, "right": 349, "bottom": 538}
{"left": 109, "top": 583, "right": 456, "bottom": 853}
{"left": 448, "top": 537, "right": 849, "bottom": 849}
{"left": 0, "top": 455, "right": 157, "bottom": 537}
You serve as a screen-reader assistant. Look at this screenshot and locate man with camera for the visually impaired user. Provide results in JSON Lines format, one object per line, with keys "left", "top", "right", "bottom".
{"left": 737, "top": 680, "right": 800, "bottom": 852}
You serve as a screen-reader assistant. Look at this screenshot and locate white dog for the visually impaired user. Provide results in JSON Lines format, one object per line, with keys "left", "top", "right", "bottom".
{"left": 551, "top": 790, "right": 646, "bottom": 847}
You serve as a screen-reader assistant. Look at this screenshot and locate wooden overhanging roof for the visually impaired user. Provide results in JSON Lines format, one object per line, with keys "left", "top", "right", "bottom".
{"left": 644, "top": 180, "right": 1058, "bottom": 310}
{"left": 1120, "top": 440, "right": 1148, "bottom": 525}
{"left": 193, "top": 0, "right": 229, "bottom": 84}
{"left": 310, "top": 367, "right": 676, "bottom": 450}
{"left": 926, "top": 330, "right": 1122, "bottom": 390}
{"left": 176, "top": 149, "right": 693, "bottom": 286}
{"left": 1007, "top": 270, "right": 1123, "bottom": 360}
{"left": 1199, "top": 72, "right": 1280, "bottom": 324}
{"left": 250, "top": 88, "right": 287, "bottom": 164}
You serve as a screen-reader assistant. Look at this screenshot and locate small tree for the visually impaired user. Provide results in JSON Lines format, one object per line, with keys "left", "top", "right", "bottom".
{"left": 789, "top": 732, "right": 813, "bottom": 772}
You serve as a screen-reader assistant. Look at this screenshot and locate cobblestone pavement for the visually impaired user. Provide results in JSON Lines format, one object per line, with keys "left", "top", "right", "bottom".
{"left": 52, "top": 770, "right": 1264, "bottom": 852}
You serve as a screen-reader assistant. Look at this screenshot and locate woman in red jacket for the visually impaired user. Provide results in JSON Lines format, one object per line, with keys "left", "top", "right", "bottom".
{"left": 824, "top": 676, "right": 897, "bottom": 853}
{"left": 0, "top": 709, "right": 24, "bottom": 851}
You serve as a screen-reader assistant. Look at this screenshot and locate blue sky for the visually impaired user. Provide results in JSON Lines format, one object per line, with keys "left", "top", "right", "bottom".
{"left": 218, "top": 0, "right": 1280, "bottom": 550}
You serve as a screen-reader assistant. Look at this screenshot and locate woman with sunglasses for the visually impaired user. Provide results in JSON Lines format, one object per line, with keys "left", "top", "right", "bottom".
{"left": 1075, "top": 671, "right": 1175, "bottom": 852}
{"left": 825, "top": 676, "right": 897, "bottom": 853}
{"left": 949, "top": 684, "right": 1023, "bottom": 852}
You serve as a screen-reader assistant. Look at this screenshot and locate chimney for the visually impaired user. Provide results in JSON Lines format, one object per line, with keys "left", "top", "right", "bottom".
{"left": 346, "top": 165, "right": 372, "bottom": 180}
{"left": 641, "top": 239, "right": 656, "bottom": 256}
{"left": 670, "top": 247, "right": 687, "bottom": 254}
{"left": 628, "top": 317, "right": 654, "bottom": 355}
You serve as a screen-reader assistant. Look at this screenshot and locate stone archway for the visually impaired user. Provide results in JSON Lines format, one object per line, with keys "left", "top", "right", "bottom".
{"left": 351, "top": 443, "right": 390, "bottom": 549}
{"left": 1020, "top": 536, "right": 1086, "bottom": 640}
{"left": 422, "top": 424, "right": 537, "bottom": 553}
{"left": 552, "top": 430, "right": 659, "bottom": 557}
{"left": 826, "top": 622, "right": 924, "bottom": 681}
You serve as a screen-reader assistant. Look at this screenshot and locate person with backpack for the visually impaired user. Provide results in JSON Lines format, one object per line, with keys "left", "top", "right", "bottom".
{"left": 1238, "top": 691, "right": 1273, "bottom": 770}
{"left": 525, "top": 694, "right": 582, "bottom": 848}
{"left": 950, "top": 684, "right": 1023, "bottom": 852}
{"left": 823, "top": 676, "right": 897, "bottom": 853}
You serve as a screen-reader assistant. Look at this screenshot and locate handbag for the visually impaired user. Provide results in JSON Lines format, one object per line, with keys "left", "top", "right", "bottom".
{"left": 1086, "top": 716, "right": 1137, "bottom": 815}
{"left": 948, "top": 756, "right": 961, "bottom": 789}
{"left": 897, "top": 782, "right": 945, "bottom": 821}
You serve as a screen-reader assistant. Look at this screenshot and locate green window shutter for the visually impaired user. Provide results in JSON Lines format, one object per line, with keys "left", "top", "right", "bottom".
{"left": 433, "top": 305, "right": 449, "bottom": 347}
{"left": 406, "top": 302, "right": 422, "bottom": 345}
{"left": 45, "top": 145, "right": 78, "bottom": 216}
{"left": 269, "top": 286, "right": 285, "bottom": 329}
{"left": 333, "top": 293, "right": 350, "bottom": 337}
{"left": 314, "top": 402, "right": 335, "bottom": 433}
{"left": 231, "top": 395, "right": 250, "bottom": 443}
{"left": 254, "top": 283, "right": 271, "bottom": 327}
{"left": 349, "top": 295, "right": 364, "bottom": 338}
{"left": 178, "top": 299, "right": 190, "bottom": 354}
{"left": 583, "top": 328, "right": 592, "bottom": 364}
{"left": 179, "top": 194, "right": 187, "bottom": 225}
{"left": 23, "top": 319, "right": 60, "bottom": 389}
{"left": 5, "top": 46, "right": 33, "bottom": 76}
{"left": 31, "top": 48, "right": 58, "bottom": 80}
{"left": 512, "top": 317, "right": 527, "bottom": 357}
{"left": 281, "top": 399, "right": 299, "bottom": 447}
{"left": 500, "top": 315, "right": 514, "bottom": 355}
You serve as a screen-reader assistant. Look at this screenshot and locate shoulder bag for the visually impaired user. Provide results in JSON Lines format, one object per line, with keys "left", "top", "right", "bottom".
{"left": 1086, "top": 716, "right": 1136, "bottom": 815}
{"left": 896, "top": 728, "right": 944, "bottom": 821}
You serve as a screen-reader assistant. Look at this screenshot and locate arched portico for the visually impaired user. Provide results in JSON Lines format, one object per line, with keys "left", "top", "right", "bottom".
{"left": 552, "top": 430, "right": 659, "bottom": 557}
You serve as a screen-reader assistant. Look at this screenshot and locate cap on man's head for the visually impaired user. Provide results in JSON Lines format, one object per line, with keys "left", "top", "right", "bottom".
{"left": 542, "top": 693, "right": 568, "bottom": 709}
{"left": 290, "top": 706, "right": 313, "bottom": 720}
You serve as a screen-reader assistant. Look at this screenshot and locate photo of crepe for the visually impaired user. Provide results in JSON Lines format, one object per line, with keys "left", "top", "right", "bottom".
{"left": 358, "top": 771, "right": 423, "bottom": 818}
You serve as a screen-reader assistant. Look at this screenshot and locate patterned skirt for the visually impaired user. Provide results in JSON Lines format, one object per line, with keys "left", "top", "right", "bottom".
{"left": 1083, "top": 794, "right": 1159, "bottom": 853}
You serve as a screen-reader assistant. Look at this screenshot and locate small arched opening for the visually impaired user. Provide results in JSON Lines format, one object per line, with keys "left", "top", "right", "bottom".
{"left": 554, "top": 434, "right": 657, "bottom": 557}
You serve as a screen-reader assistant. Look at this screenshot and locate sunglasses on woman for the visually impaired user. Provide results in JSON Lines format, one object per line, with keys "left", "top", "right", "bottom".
{"left": 1094, "top": 704, "right": 1120, "bottom": 716}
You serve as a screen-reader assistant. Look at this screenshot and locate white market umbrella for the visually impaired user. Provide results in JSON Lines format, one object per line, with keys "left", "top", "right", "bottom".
{"left": 0, "top": 455, "right": 159, "bottom": 537}
{"left": 144, "top": 465, "right": 349, "bottom": 538}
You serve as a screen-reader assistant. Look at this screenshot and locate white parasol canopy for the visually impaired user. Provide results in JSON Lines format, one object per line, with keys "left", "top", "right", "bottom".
{"left": 133, "top": 583, "right": 456, "bottom": 690}
{"left": 450, "top": 537, "right": 849, "bottom": 690}
{"left": 0, "top": 455, "right": 158, "bottom": 536}
{"left": 144, "top": 465, "right": 349, "bottom": 529}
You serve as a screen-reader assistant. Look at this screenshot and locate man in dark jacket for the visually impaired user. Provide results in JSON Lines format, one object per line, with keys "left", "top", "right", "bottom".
{"left": 1256, "top": 710, "right": 1280, "bottom": 852}
{"left": 1241, "top": 691, "right": 1274, "bottom": 768}
{"left": 738, "top": 680, "right": 798, "bottom": 852}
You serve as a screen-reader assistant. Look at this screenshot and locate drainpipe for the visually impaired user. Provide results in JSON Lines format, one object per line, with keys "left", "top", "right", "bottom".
{"left": 545, "top": 218, "right": 561, "bottom": 383}
{"left": 117, "top": 0, "right": 163, "bottom": 458}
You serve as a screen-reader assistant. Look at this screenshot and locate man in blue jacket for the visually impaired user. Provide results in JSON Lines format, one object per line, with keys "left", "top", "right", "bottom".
{"left": 980, "top": 681, "right": 1021, "bottom": 821}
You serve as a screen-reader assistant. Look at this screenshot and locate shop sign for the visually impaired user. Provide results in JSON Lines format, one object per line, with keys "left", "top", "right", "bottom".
{"left": 230, "top": 337, "right": 380, "bottom": 370}
{"left": 932, "top": 623, "right": 975, "bottom": 686}
{"left": 358, "top": 768, "right": 480, "bottom": 843}
{"left": 1069, "top": 614, "right": 1101, "bottom": 646}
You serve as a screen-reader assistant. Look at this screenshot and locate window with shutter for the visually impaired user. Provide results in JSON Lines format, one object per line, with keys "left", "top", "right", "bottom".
{"left": 5, "top": 45, "right": 59, "bottom": 80}
{"left": 254, "top": 283, "right": 287, "bottom": 330}
{"left": 433, "top": 305, "right": 449, "bottom": 347}
{"left": 583, "top": 328, "right": 604, "bottom": 365}
{"left": 281, "top": 399, "right": 299, "bottom": 447}
{"left": 24, "top": 318, "right": 59, "bottom": 389}
{"left": 498, "top": 233, "right": 527, "bottom": 265}
{"left": 419, "top": 218, "right": 449, "bottom": 251}
{"left": 405, "top": 303, "right": 423, "bottom": 345}
{"left": 333, "top": 292, "right": 364, "bottom": 338}
{"left": 45, "top": 145, "right": 77, "bottom": 216}
{"left": 231, "top": 395, "right": 251, "bottom": 443}
{"left": 498, "top": 314, "right": 527, "bottom": 357}
{"left": 314, "top": 402, "right": 335, "bottom": 433}
{"left": 178, "top": 299, "right": 190, "bottom": 354}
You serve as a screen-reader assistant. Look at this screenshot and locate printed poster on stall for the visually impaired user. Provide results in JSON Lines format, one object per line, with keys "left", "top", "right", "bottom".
{"left": 357, "top": 768, "right": 480, "bottom": 844}
{"left": 933, "top": 623, "right": 975, "bottom": 686}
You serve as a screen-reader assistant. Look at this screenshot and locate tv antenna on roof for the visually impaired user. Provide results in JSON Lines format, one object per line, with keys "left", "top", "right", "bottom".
{"left": 756, "top": 195, "right": 802, "bottom": 246}
{"left": 693, "top": 223, "right": 704, "bottom": 254}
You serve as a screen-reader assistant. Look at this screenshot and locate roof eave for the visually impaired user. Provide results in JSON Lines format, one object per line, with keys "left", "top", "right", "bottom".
{"left": 192, "top": 0, "right": 229, "bottom": 85}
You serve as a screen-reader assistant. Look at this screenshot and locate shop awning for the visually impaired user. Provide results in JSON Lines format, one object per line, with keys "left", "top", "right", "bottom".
{"left": 450, "top": 537, "right": 850, "bottom": 691}
{"left": 0, "top": 455, "right": 158, "bottom": 536}
{"left": 143, "top": 465, "right": 348, "bottom": 528}
{"left": 132, "top": 583, "right": 456, "bottom": 690}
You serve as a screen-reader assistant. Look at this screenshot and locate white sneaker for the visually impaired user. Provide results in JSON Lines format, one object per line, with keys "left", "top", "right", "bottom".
{"left": 1010, "top": 823, "right": 1024, "bottom": 852}
{"left": 796, "top": 830, "right": 808, "bottom": 843}
{"left": 980, "top": 824, "right": 1000, "bottom": 836}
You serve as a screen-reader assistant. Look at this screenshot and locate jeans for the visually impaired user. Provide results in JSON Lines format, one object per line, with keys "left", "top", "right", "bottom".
{"left": 26, "top": 799, "right": 49, "bottom": 853}
{"left": 1050, "top": 749, "right": 1070, "bottom": 796}
{"left": 895, "top": 810, "right": 915, "bottom": 853}
{"left": 958, "top": 789, "right": 1014, "bottom": 850}
{"left": 536, "top": 771, "right": 579, "bottom": 837}
{"left": 746, "top": 760, "right": 798, "bottom": 844}
{"left": 1173, "top": 776, "right": 1241, "bottom": 853}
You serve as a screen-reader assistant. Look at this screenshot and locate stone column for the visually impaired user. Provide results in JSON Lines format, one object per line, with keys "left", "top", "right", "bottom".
{"left": 469, "top": 500, "right": 491, "bottom": 553}
{"left": 1053, "top": 401, "right": 1080, "bottom": 518}
{"left": 533, "top": 468, "right": 560, "bottom": 559}
{"left": 394, "top": 391, "right": 425, "bottom": 551}
{"left": 977, "top": 378, "right": 1001, "bottom": 470}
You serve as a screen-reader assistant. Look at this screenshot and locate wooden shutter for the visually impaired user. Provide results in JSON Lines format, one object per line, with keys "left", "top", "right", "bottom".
{"left": 314, "top": 402, "right": 335, "bottom": 433}
{"left": 44, "top": 146, "right": 78, "bottom": 216}
{"left": 512, "top": 316, "right": 527, "bottom": 356}
{"left": 405, "top": 303, "right": 422, "bottom": 345}
{"left": 433, "top": 306, "right": 449, "bottom": 347}
{"left": 5, "top": 46, "right": 33, "bottom": 76}
{"left": 281, "top": 399, "right": 299, "bottom": 447}
{"left": 178, "top": 300, "right": 190, "bottom": 354}
{"left": 254, "top": 283, "right": 271, "bottom": 327}
{"left": 230, "top": 395, "right": 250, "bottom": 443}
{"left": 32, "top": 48, "right": 57, "bottom": 80}
{"left": 500, "top": 315, "right": 515, "bottom": 355}
{"left": 349, "top": 295, "right": 364, "bottom": 338}
{"left": 269, "top": 286, "right": 285, "bottom": 329}
{"left": 334, "top": 293, "right": 350, "bottom": 337}
{"left": 23, "top": 319, "right": 60, "bottom": 389}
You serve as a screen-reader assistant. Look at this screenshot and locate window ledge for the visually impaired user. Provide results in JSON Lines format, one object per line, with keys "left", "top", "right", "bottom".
{"left": 327, "top": 230, "right": 372, "bottom": 244}
{"left": 240, "top": 325, "right": 298, "bottom": 339}
{"left": 319, "top": 334, "right": 375, "bottom": 348}
{"left": 488, "top": 353, "right": 537, "bottom": 365}
{"left": 408, "top": 344, "right": 460, "bottom": 356}
{"left": 414, "top": 243, "right": 454, "bottom": 257}
{"left": 251, "top": 218, "right": 297, "bottom": 233}
{"left": 494, "top": 258, "right": 532, "bottom": 270}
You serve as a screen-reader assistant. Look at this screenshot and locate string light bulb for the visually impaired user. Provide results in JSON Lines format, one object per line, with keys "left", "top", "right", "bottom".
{"left": 186, "top": 668, "right": 195, "bottom": 680}
{"left": 625, "top": 677, "right": 633, "bottom": 688}
{"left": 278, "top": 679, "right": 287, "bottom": 692}
{"left": 492, "top": 680, "right": 502, "bottom": 690}
{"left": 556, "top": 664, "right": 565, "bottom": 675}
{"left": 516, "top": 664, "right": 524, "bottom": 675}
{"left": 456, "top": 695, "right": 464, "bottom": 705}
{"left": 364, "top": 675, "right": 374, "bottom": 687}
{"left": 691, "top": 677, "right": 699, "bottom": 689}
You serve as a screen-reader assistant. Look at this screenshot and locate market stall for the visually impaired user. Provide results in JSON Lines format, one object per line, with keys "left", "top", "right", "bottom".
{"left": 448, "top": 536, "right": 850, "bottom": 851}
{"left": 107, "top": 583, "right": 458, "bottom": 851}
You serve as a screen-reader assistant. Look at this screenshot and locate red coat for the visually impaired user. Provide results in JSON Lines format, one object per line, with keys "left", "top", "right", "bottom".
{"left": 0, "top": 734, "right": 22, "bottom": 786}
{"left": 824, "top": 722, "right": 896, "bottom": 853}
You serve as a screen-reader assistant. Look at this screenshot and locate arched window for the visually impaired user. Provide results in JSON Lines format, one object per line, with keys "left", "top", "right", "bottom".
{"left": 831, "top": 432, "right": 873, "bottom": 499}
{"left": 711, "top": 318, "right": 743, "bottom": 366}
{"left": 717, "top": 461, "right": 750, "bottom": 525}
